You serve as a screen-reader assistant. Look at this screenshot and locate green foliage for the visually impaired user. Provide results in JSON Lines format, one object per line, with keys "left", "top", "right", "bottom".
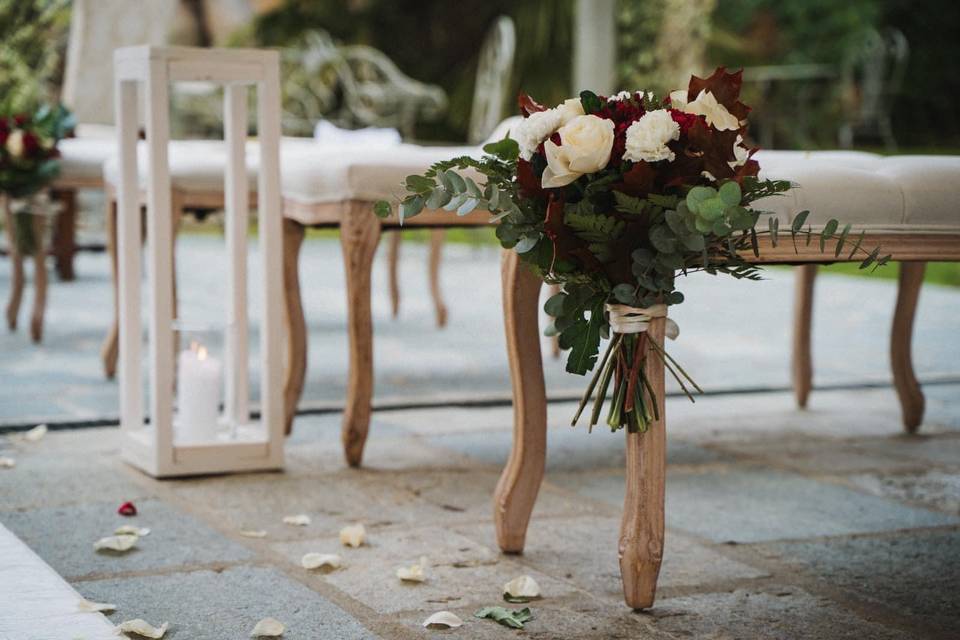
{"left": 0, "top": 0, "right": 70, "bottom": 114}
{"left": 474, "top": 607, "right": 534, "bottom": 629}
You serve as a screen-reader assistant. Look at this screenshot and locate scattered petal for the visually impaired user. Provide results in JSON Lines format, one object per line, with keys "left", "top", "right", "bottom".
{"left": 77, "top": 599, "right": 116, "bottom": 613}
{"left": 422, "top": 611, "right": 463, "bottom": 629}
{"left": 0, "top": 456, "right": 15, "bottom": 469}
{"left": 339, "top": 523, "right": 366, "bottom": 548}
{"left": 239, "top": 529, "right": 268, "bottom": 538}
{"left": 396, "top": 557, "right": 428, "bottom": 583}
{"left": 301, "top": 552, "right": 342, "bottom": 571}
{"left": 282, "top": 514, "right": 310, "bottom": 526}
{"left": 475, "top": 606, "right": 533, "bottom": 629}
{"left": 118, "top": 501, "right": 138, "bottom": 517}
{"left": 502, "top": 575, "right": 541, "bottom": 602}
{"left": 250, "top": 617, "right": 285, "bottom": 637}
{"left": 23, "top": 424, "right": 47, "bottom": 442}
{"left": 115, "top": 525, "right": 150, "bottom": 537}
{"left": 93, "top": 534, "right": 138, "bottom": 553}
{"left": 117, "top": 619, "right": 168, "bottom": 638}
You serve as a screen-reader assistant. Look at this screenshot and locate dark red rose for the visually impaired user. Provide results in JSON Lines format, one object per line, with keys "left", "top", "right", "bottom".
{"left": 118, "top": 501, "right": 137, "bottom": 516}
{"left": 0, "top": 129, "right": 7, "bottom": 147}
{"left": 13, "top": 114, "right": 28, "bottom": 126}
{"left": 21, "top": 132, "right": 40, "bottom": 156}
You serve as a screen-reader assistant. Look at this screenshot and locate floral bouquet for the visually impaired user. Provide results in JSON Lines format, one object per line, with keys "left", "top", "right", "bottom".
{"left": 377, "top": 68, "right": 885, "bottom": 434}
{"left": 0, "top": 104, "right": 74, "bottom": 252}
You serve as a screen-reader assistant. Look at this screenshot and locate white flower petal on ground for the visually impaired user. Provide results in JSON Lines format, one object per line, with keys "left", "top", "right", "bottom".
{"left": 23, "top": 424, "right": 47, "bottom": 442}
{"left": 503, "top": 575, "right": 542, "bottom": 601}
{"left": 396, "top": 557, "right": 428, "bottom": 583}
{"left": 93, "top": 534, "right": 138, "bottom": 553}
{"left": 282, "top": 514, "right": 311, "bottom": 526}
{"left": 623, "top": 109, "right": 680, "bottom": 163}
{"left": 422, "top": 611, "right": 463, "bottom": 629}
{"left": 339, "top": 523, "right": 366, "bottom": 548}
{"left": 301, "top": 552, "right": 342, "bottom": 571}
{"left": 683, "top": 90, "right": 740, "bottom": 131}
{"left": 0, "top": 457, "right": 15, "bottom": 469}
{"left": 239, "top": 529, "right": 268, "bottom": 538}
{"left": 77, "top": 599, "right": 116, "bottom": 613}
{"left": 117, "top": 619, "right": 168, "bottom": 638}
{"left": 250, "top": 617, "right": 285, "bottom": 637}
{"left": 115, "top": 525, "right": 150, "bottom": 537}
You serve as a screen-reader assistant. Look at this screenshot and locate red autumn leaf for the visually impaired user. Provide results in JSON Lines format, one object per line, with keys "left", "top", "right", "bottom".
{"left": 516, "top": 158, "right": 544, "bottom": 198}
{"left": 687, "top": 67, "right": 751, "bottom": 124}
{"left": 118, "top": 501, "right": 137, "bottom": 517}
{"left": 518, "top": 93, "right": 547, "bottom": 117}
{"left": 543, "top": 193, "right": 602, "bottom": 273}
{"left": 685, "top": 119, "right": 737, "bottom": 181}
{"left": 613, "top": 161, "right": 656, "bottom": 197}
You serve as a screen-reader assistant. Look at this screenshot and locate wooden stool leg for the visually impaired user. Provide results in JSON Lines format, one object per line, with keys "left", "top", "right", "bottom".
{"left": 792, "top": 264, "right": 817, "bottom": 408}
{"left": 3, "top": 201, "right": 25, "bottom": 331}
{"left": 620, "top": 317, "right": 666, "bottom": 610}
{"left": 387, "top": 230, "right": 400, "bottom": 318}
{"left": 29, "top": 213, "right": 47, "bottom": 343}
{"left": 340, "top": 203, "right": 382, "bottom": 467}
{"left": 100, "top": 197, "right": 119, "bottom": 378}
{"left": 891, "top": 261, "right": 926, "bottom": 433}
{"left": 494, "top": 250, "right": 546, "bottom": 553}
{"left": 548, "top": 283, "right": 561, "bottom": 359}
{"left": 282, "top": 219, "right": 306, "bottom": 435}
{"left": 428, "top": 229, "right": 448, "bottom": 328}
{"left": 51, "top": 189, "right": 77, "bottom": 281}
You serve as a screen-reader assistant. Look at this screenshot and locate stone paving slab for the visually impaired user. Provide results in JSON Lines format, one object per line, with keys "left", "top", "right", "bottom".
{"left": 270, "top": 526, "right": 581, "bottom": 615}
{"left": 846, "top": 469, "right": 960, "bottom": 514}
{"left": 75, "top": 565, "right": 380, "bottom": 640}
{"left": 0, "top": 499, "right": 253, "bottom": 579}
{"left": 767, "top": 529, "right": 960, "bottom": 636}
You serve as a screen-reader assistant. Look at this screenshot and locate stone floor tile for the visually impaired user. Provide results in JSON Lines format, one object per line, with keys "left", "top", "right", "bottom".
{"left": 768, "top": 529, "right": 960, "bottom": 635}
{"left": 551, "top": 467, "right": 959, "bottom": 543}
{"left": 855, "top": 434, "right": 960, "bottom": 469}
{"left": 1, "top": 499, "right": 252, "bottom": 579}
{"left": 648, "top": 586, "right": 922, "bottom": 639}
{"left": 846, "top": 469, "right": 960, "bottom": 514}
{"left": 271, "top": 526, "right": 579, "bottom": 614}
{"left": 76, "top": 565, "right": 379, "bottom": 640}
{"left": 458, "top": 516, "right": 767, "bottom": 602}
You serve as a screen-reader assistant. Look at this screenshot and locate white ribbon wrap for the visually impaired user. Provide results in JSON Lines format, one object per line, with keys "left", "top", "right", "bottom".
{"left": 605, "top": 303, "right": 679, "bottom": 340}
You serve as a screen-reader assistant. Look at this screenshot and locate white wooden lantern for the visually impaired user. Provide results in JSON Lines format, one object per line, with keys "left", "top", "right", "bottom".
{"left": 114, "top": 46, "right": 284, "bottom": 477}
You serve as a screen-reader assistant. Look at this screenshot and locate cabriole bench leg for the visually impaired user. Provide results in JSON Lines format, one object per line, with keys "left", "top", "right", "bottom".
{"left": 282, "top": 218, "right": 306, "bottom": 435}
{"left": 340, "top": 202, "right": 382, "bottom": 467}
{"left": 619, "top": 316, "right": 666, "bottom": 610}
{"left": 792, "top": 264, "right": 817, "bottom": 408}
{"left": 494, "top": 250, "right": 546, "bottom": 553}
{"left": 891, "top": 261, "right": 926, "bottom": 433}
{"left": 428, "top": 229, "right": 448, "bottom": 328}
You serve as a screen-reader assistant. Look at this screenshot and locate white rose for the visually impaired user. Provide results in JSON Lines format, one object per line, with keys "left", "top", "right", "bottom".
{"left": 623, "top": 109, "right": 680, "bottom": 163}
{"left": 541, "top": 114, "right": 615, "bottom": 188}
{"left": 515, "top": 109, "right": 562, "bottom": 161}
{"left": 683, "top": 90, "right": 740, "bottom": 131}
{"left": 6, "top": 130, "right": 24, "bottom": 158}
{"left": 555, "top": 98, "right": 585, "bottom": 125}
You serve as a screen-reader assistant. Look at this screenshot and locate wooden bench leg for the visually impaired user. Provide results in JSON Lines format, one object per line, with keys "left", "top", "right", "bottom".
{"left": 101, "top": 198, "right": 120, "bottom": 378}
{"left": 548, "top": 283, "right": 561, "bottom": 359}
{"left": 494, "top": 250, "right": 546, "bottom": 553}
{"left": 387, "top": 230, "right": 400, "bottom": 318}
{"left": 620, "top": 317, "right": 666, "bottom": 610}
{"left": 340, "top": 203, "right": 381, "bottom": 467}
{"left": 892, "top": 261, "right": 926, "bottom": 433}
{"left": 429, "top": 229, "right": 448, "bottom": 328}
{"left": 29, "top": 213, "right": 47, "bottom": 343}
{"left": 51, "top": 189, "right": 77, "bottom": 281}
{"left": 3, "top": 200, "right": 25, "bottom": 332}
{"left": 792, "top": 264, "right": 817, "bottom": 408}
{"left": 282, "top": 218, "right": 306, "bottom": 435}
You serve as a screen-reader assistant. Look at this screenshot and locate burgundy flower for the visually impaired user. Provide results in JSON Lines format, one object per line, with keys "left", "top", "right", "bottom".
{"left": 670, "top": 109, "right": 701, "bottom": 133}
{"left": 13, "top": 114, "right": 28, "bottom": 126}
{"left": 21, "top": 132, "right": 40, "bottom": 157}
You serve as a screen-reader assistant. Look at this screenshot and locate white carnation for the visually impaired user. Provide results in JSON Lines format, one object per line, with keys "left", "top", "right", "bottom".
{"left": 608, "top": 90, "right": 634, "bottom": 102}
{"left": 515, "top": 109, "right": 562, "bottom": 161}
{"left": 623, "top": 109, "right": 680, "bottom": 163}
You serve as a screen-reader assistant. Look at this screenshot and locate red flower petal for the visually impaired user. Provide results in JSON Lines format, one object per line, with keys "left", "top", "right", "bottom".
{"left": 118, "top": 501, "right": 137, "bottom": 516}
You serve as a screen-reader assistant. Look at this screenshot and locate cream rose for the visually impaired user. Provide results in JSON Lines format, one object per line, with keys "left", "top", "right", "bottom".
{"left": 555, "top": 98, "right": 585, "bottom": 125}
{"left": 623, "top": 109, "right": 680, "bottom": 163}
{"left": 541, "top": 115, "right": 615, "bottom": 188}
{"left": 5, "top": 130, "right": 24, "bottom": 158}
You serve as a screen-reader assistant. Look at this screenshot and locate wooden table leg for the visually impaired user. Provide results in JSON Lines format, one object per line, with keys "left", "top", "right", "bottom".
{"left": 547, "top": 283, "right": 561, "bottom": 359}
{"left": 340, "top": 202, "right": 382, "bottom": 467}
{"left": 51, "top": 189, "right": 77, "bottom": 281}
{"left": 494, "top": 250, "right": 546, "bottom": 553}
{"left": 891, "top": 261, "right": 926, "bottom": 433}
{"left": 29, "top": 213, "right": 47, "bottom": 343}
{"left": 428, "top": 229, "right": 448, "bottom": 328}
{"left": 282, "top": 218, "right": 306, "bottom": 435}
{"left": 620, "top": 317, "right": 667, "bottom": 610}
{"left": 387, "top": 230, "right": 400, "bottom": 318}
{"left": 101, "top": 197, "right": 120, "bottom": 378}
{"left": 3, "top": 200, "right": 25, "bottom": 332}
{"left": 792, "top": 264, "right": 817, "bottom": 408}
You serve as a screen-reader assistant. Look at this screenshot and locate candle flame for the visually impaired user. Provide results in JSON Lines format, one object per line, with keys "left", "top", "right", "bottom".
{"left": 197, "top": 345, "right": 208, "bottom": 361}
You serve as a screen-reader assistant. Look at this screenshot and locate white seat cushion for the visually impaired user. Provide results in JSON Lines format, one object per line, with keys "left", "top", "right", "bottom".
{"left": 57, "top": 136, "right": 115, "bottom": 184}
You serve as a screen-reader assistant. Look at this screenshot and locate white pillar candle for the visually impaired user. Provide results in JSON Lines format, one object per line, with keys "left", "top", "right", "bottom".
{"left": 176, "top": 342, "right": 222, "bottom": 443}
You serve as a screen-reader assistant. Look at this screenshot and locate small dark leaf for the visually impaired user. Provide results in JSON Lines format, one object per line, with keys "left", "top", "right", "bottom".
{"left": 791, "top": 210, "right": 810, "bottom": 232}
{"left": 834, "top": 223, "right": 851, "bottom": 258}
{"left": 373, "top": 201, "right": 392, "bottom": 219}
